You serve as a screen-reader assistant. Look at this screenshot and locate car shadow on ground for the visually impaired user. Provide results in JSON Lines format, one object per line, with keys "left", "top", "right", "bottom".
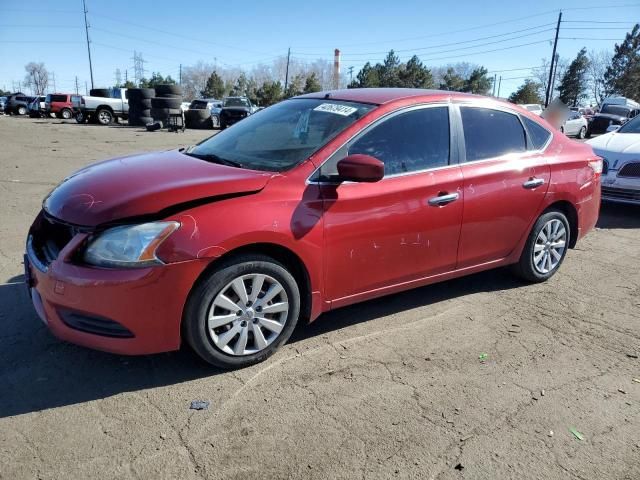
{"left": 0, "top": 267, "right": 522, "bottom": 419}
{"left": 596, "top": 202, "right": 640, "bottom": 229}
{"left": 0, "top": 206, "right": 634, "bottom": 418}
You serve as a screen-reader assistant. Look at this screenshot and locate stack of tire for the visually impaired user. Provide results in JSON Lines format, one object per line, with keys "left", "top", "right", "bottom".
{"left": 89, "top": 88, "right": 111, "bottom": 98}
{"left": 150, "top": 84, "right": 183, "bottom": 128}
{"left": 185, "top": 107, "right": 212, "bottom": 129}
{"left": 126, "top": 88, "right": 155, "bottom": 126}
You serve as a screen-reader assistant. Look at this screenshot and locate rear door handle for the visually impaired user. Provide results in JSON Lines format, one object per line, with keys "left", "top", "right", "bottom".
{"left": 428, "top": 192, "right": 459, "bottom": 206}
{"left": 523, "top": 178, "right": 545, "bottom": 189}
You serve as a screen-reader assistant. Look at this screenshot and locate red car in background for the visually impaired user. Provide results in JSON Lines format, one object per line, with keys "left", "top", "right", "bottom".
{"left": 25, "top": 89, "right": 602, "bottom": 369}
{"left": 45, "top": 93, "right": 80, "bottom": 119}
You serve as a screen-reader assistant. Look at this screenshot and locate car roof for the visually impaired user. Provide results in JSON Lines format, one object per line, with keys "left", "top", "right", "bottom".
{"left": 295, "top": 88, "right": 480, "bottom": 105}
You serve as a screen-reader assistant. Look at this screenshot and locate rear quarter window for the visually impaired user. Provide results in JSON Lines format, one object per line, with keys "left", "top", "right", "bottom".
{"left": 461, "top": 107, "right": 527, "bottom": 162}
{"left": 51, "top": 94, "right": 68, "bottom": 102}
{"left": 522, "top": 117, "right": 551, "bottom": 150}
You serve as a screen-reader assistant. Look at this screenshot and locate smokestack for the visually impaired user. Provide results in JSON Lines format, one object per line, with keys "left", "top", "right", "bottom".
{"left": 333, "top": 49, "right": 341, "bottom": 90}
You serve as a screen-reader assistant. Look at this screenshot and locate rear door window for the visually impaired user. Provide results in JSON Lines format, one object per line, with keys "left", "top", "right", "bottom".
{"left": 460, "top": 107, "right": 527, "bottom": 162}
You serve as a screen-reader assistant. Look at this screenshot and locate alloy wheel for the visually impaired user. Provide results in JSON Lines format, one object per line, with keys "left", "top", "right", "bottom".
{"left": 207, "top": 274, "right": 289, "bottom": 356}
{"left": 533, "top": 218, "right": 567, "bottom": 274}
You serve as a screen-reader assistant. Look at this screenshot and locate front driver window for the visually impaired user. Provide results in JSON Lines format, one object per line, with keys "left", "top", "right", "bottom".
{"left": 319, "top": 106, "right": 450, "bottom": 180}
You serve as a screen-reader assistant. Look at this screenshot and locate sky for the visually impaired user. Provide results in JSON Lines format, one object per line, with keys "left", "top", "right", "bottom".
{"left": 0, "top": 0, "right": 638, "bottom": 97}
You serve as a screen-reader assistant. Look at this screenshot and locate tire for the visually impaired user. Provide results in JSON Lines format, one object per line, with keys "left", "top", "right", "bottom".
{"left": 154, "top": 84, "right": 182, "bottom": 97}
{"left": 185, "top": 109, "right": 213, "bottom": 129}
{"left": 560, "top": 126, "right": 564, "bottom": 134}
{"left": 577, "top": 126, "right": 586, "bottom": 139}
{"left": 75, "top": 111, "right": 87, "bottom": 123}
{"left": 90, "top": 88, "right": 111, "bottom": 98}
{"left": 95, "top": 108, "right": 113, "bottom": 125}
{"left": 512, "top": 210, "right": 570, "bottom": 283}
{"left": 151, "top": 97, "right": 182, "bottom": 109}
{"left": 139, "top": 98, "right": 152, "bottom": 109}
{"left": 125, "top": 88, "right": 155, "bottom": 101}
{"left": 139, "top": 116, "right": 154, "bottom": 125}
{"left": 17, "top": 106, "right": 27, "bottom": 115}
{"left": 146, "top": 121, "right": 162, "bottom": 131}
{"left": 183, "top": 254, "right": 301, "bottom": 369}
{"left": 60, "top": 108, "right": 73, "bottom": 120}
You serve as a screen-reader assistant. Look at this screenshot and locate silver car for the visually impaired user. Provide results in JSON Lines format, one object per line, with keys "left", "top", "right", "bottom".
{"left": 561, "top": 110, "right": 588, "bottom": 139}
{"left": 587, "top": 114, "right": 640, "bottom": 205}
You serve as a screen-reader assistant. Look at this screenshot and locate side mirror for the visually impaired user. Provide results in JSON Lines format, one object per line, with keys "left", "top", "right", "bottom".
{"left": 336, "top": 154, "right": 384, "bottom": 183}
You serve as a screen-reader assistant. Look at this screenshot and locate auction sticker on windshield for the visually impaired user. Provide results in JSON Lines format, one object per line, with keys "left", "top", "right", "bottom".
{"left": 313, "top": 103, "right": 359, "bottom": 116}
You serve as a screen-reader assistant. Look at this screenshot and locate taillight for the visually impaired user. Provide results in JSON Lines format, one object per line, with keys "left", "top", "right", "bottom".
{"left": 588, "top": 157, "right": 603, "bottom": 175}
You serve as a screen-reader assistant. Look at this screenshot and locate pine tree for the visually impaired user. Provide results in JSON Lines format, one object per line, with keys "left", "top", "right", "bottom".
{"left": 379, "top": 50, "right": 401, "bottom": 87}
{"left": 558, "top": 48, "right": 590, "bottom": 106}
{"left": 398, "top": 56, "right": 434, "bottom": 88}
{"left": 439, "top": 68, "right": 465, "bottom": 91}
{"left": 604, "top": 24, "right": 640, "bottom": 99}
{"left": 255, "top": 81, "right": 283, "bottom": 106}
{"left": 463, "top": 67, "right": 492, "bottom": 94}
{"left": 508, "top": 79, "right": 543, "bottom": 104}
{"left": 201, "top": 71, "right": 225, "bottom": 98}
{"left": 303, "top": 72, "right": 322, "bottom": 93}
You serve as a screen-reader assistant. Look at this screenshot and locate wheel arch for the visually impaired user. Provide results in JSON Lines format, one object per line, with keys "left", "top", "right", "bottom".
{"left": 96, "top": 104, "right": 114, "bottom": 113}
{"left": 184, "top": 242, "right": 313, "bottom": 330}
{"left": 543, "top": 200, "right": 579, "bottom": 248}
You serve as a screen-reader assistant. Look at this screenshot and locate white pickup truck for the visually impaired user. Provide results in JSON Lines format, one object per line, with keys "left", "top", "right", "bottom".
{"left": 73, "top": 87, "right": 129, "bottom": 125}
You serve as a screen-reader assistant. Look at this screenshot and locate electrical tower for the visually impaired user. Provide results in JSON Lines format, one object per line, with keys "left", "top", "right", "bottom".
{"left": 132, "top": 51, "right": 146, "bottom": 85}
{"left": 115, "top": 68, "right": 122, "bottom": 87}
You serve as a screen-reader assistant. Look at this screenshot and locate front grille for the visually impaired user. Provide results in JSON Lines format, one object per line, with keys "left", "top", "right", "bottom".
{"left": 601, "top": 186, "right": 640, "bottom": 202}
{"left": 29, "top": 213, "right": 76, "bottom": 268}
{"left": 618, "top": 162, "right": 640, "bottom": 178}
{"left": 222, "top": 110, "right": 247, "bottom": 120}
{"left": 590, "top": 117, "right": 612, "bottom": 133}
{"left": 59, "top": 309, "right": 134, "bottom": 338}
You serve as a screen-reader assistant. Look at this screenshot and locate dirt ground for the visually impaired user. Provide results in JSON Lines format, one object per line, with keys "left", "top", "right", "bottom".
{"left": 0, "top": 115, "right": 639, "bottom": 480}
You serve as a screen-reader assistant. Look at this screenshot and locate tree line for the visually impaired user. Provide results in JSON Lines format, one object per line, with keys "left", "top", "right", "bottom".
{"left": 509, "top": 23, "right": 639, "bottom": 106}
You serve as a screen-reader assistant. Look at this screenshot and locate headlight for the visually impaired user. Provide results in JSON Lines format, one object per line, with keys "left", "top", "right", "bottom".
{"left": 83, "top": 221, "right": 179, "bottom": 268}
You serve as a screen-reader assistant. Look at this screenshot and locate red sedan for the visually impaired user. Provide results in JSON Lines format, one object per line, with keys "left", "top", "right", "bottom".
{"left": 25, "top": 89, "right": 602, "bottom": 369}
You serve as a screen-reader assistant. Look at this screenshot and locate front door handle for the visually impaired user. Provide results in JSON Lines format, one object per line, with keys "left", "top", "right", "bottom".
{"left": 523, "top": 178, "right": 545, "bottom": 189}
{"left": 428, "top": 192, "right": 459, "bottom": 206}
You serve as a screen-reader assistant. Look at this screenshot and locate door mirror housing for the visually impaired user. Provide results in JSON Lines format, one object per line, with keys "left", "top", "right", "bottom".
{"left": 336, "top": 154, "right": 384, "bottom": 183}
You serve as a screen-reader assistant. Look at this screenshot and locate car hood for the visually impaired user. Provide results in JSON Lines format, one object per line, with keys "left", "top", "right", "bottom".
{"left": 222, "top": 106, "right": 251, "bottom": 112}
{"left": 44, "top": 149, "right": 272, "bottom": 227}
{"left": 587, "top": 132, "right": 640, "bottom": 155}
{"left": 593, "top": 113, "right": 627, "bottom": 122}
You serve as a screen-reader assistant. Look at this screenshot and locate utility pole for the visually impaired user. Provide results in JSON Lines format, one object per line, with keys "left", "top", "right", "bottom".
{"left": 545, "top": 11, "right": 562, "bottom": 107}
{"left": 348, "top": 66, "right": 354, "bottom": 83}
{"left": 74, "top": 76, "right": 79, "bottom": 94}
{"left": 549, "top": 53, "right": 560, "bottom": 102}
{"left": 492, "top": 74, "right": 497, "bottom": 96}
{"left": 82, "top": 0, "right": 94, "bottom": 89}
{"left": 497, "top": 76, "right": 502, "bottom": 98}
{"left": 51, "top": 72, "right": 56, "bottom": 92}
{"left": 284, "top": 47, "right": 291, "bottom": 92}
{"left": 179, "top": 64, "right": 182, "bottom": 85}
{"left": 124, "top": 70, "right": 128, "bottom": 84}
{"left": 85, "top": 81, "right": 88, "bottom": 95}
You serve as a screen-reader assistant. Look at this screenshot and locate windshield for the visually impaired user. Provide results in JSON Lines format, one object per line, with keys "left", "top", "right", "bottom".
{"left": 188, "top": 98, "right": 375, "bottom": 172}
{"left": 223, "top": 97, "right": 251, "bottom": 107}
{"left": 618, "top": 114, "right": 640, "bottom": 134}
{"left": 601, "top": 105, "right": 631, "bottom": 117}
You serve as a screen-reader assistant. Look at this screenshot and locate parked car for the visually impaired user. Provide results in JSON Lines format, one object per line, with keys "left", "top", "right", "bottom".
{"left": 45, "top": 93, "right": 78, "bottom": 119}
{"left": 578, "top": 107, "right": 596, "bottom": 121}
{"left": 28, "top": 95, "right": 46, "bottom": 118}
{"left": 0, "top": 96, "right": 8, "bottom": 114}
{"left": 4, "top": 93, "right": 36, "bottom": 115}
{"left": 219, "top": 96, "right": 258, "bottom": 128}
{"left": 25, "top": 89, "right": 602, "bottom": 369}
{"left": 587, "top": 113, "right": 640, "bottom": 205}
{"left": 587, "top": 97, "right": 640, "bottom": 137}
{"left": 521, "top": 104, "right": 543, "bottom": 116}
{"left": 73, "top": 87, "right": 129, "bottom": 125}
{"left": 560, "top": 110, "right": 588, "bottom": 139}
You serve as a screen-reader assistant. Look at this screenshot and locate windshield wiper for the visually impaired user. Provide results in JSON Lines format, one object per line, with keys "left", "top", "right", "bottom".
{"left": 186, "top": 152, "right": 243, "bottom": 168}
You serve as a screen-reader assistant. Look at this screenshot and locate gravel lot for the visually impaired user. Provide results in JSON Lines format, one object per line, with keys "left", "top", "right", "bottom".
{"left": 0, "top": 115, "right": 639, "bottom": 480}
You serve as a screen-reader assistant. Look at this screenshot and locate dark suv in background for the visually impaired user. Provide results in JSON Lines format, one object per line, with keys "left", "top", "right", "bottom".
{"left": 4, "top": 93, "right": 36, "bottom": 115}
{"left": 588, "top": 104, "right": 640, "bottom": 136}
{"left": 46, "top": 93, "right": 79, "bottom": 119}
{"left": 219, "top": 96, "right": 258, "bottom": 129}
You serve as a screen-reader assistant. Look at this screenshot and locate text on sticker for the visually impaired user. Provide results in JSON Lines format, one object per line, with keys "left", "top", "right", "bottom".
{"left": 313, "top": 103, "right": 358, "bottom": 116}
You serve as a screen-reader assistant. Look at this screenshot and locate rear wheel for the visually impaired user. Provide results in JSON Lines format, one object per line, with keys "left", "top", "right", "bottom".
{"left": 17, "top": 106, "right": 27, "bottom": 115}
{"left": 96, "top": 108, "right": 113, "bottom": 125}
{"left": 512, "top": 210, "right": 570, "bottom": 283}
{"left": 60, "top": 108, "right": 72, "bottom": 120}
{"left": 183, "top": 254, "right": 301, "bottom": 369}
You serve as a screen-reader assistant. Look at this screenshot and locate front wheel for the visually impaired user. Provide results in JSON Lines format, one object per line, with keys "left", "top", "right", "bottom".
{"left": 75, "top": 112, "right": 86, "bottom": 123}
{"left": 183, "top": 254, "right": 301, "bottom": 369}
{"left": 577, "top": 126, "right": 586, "bottom": 139}
{"left": 17, "top": 106, "right": 27, "bottom": 115}
{"left": 512, "top": 210, "right": 570, "bottom": 283}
